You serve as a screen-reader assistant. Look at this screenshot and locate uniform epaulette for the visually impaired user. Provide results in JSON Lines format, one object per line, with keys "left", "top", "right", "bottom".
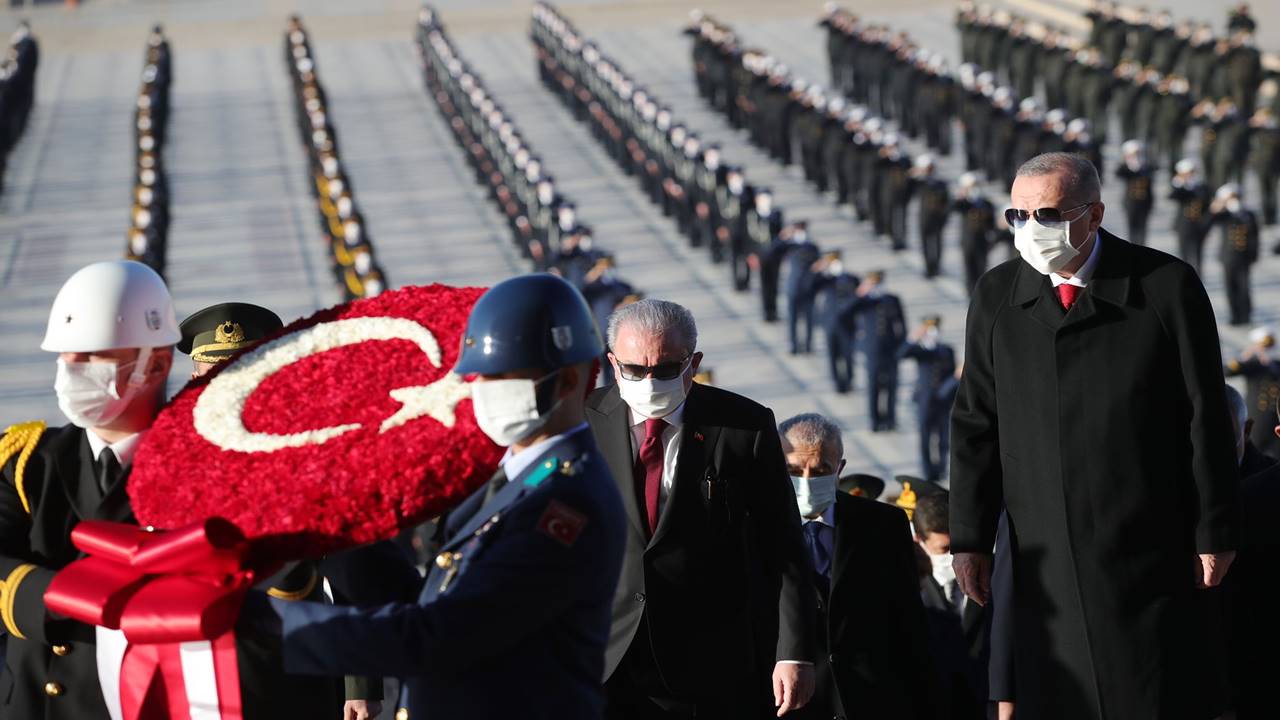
{"left": 0, "top": 421, "right": 46, "bottom": 515}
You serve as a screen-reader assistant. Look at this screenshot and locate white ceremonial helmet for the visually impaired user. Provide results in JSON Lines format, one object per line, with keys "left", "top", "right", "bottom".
{"left": 42, "top": 260, "right": 180, "bottom": 353}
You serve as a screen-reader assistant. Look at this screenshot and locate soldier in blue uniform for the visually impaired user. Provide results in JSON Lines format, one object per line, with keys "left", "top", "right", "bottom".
{"left": 812, "top": 252, "right": 861, "bottom": 394}
{"left": 267, "top": 274, "right": 627, "bottom": 720}
{"left": 897, "top": 315, "right": 957, "bottom": 481}
{"left": 844, "top": 271, "right": 907, "bottom": 432}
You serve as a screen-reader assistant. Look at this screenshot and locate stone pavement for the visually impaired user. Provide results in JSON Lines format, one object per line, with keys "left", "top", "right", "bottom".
{"left": 1, "top": 0, "right": 1277, "bottom": 488}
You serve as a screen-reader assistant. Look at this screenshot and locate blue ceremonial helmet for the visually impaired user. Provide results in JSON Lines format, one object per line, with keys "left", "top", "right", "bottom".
{"left": 454, "top": 273, "right": 604, "bottom": 375}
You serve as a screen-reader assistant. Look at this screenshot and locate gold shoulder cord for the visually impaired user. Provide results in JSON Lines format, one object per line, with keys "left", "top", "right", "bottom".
{"left": 0, "top": 563, "right": 38, "bottom": 639}
{"left": 267, "top": 566, "right": 320, "bottom": 602}
{"left": 0, "top": 421, "right": 46, "bottom": 515}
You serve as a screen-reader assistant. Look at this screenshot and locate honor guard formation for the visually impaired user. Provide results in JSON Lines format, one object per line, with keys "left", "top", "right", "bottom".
{"left": 3, "top": 1, "right": 1280, "bottom": 719}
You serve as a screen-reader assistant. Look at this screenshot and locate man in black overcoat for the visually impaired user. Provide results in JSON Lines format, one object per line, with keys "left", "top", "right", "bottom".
{"left": 950, "top": 152, "right": 1240, "bottom": 720}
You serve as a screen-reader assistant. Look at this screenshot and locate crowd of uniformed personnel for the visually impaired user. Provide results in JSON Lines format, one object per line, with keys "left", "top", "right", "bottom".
{"left": 414, "top": 7, "right": 643, "bottom": 371}
{"left": 285, "top": 16, "right": 388, "bottom": 302}
{"left": 532, "top": 3, "right": 794, "bottom": 304}
{"left": 0, "top": 21, "right": 37, "bottom": 196}
{"left": 124, "top": 26, "right": 172, "bottom": 279}
{"left": 950, "top": 2, "right": 1275, "bottom": 325}
{"left": 956, "top": 2, "right": 1280, "bottom": 227}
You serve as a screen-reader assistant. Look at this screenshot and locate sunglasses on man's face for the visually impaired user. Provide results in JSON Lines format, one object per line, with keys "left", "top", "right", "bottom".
{"left": 613, "top": 355, "right": 691, "bottom": 382}
{"left": 1003, "top": 201, "right": 1094, "bottom": 229}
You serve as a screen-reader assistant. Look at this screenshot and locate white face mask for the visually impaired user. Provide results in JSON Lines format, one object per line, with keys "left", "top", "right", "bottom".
{"left": 922, "top": 327, "right": 939, "bottom": 349}
{"left": 344, "top": 222, "right": 362, "bottom": 243}
{"left": 928, "top": 549, "right": 956, "bottom": 587}
{"left": 757, "top": 197, "right": 773, "bottom": 215}
{"left": 728, "top": 177, "right": 744, "bottom": 194}
{"left": 559, "top": 210, "right": 576, "bottom": 229}
{"left": 538, "top": 186, "right": 554, "bottom": 204}
{"left": 790, "top": 473, "right": 838, "bottom": 517}
{"left": 54, "top": 358, "right": 141, "bottom": 429}
{"left": 1014, "top": 217, "right": 1082, "bottom": 275}
{"left": 470, "top": 372, "right": 560, "bottom": 447}
{"left": 616, "top": 360, "right": 690, "bottom": 419}
{"left": 1226, "top": 198, "right": 1242, "bottom": 214}
{"left": 792, "top": 230, "right": 808, "bottom": 243}
{"left": 827, "top": 260, "right": 844, "bottom": 276}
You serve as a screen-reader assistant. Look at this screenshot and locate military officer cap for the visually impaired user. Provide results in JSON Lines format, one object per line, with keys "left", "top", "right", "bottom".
{"left": 839, "top": 473, "right": 885, "bottom": 500}
{"left": 922, "top": 315, "right": 942, "bottom": 328}
{"left": 866, "top": 269, "right": 886, "bottom": 283}
{"left": 178, "top": 303, "right": 285, "bottom": 364}
{"left": 896, "top": 475, "right": 945, "bottom": 497}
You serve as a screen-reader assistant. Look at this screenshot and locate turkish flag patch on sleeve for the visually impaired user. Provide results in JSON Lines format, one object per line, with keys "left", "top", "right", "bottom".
{"left": 537, "top": 500, "right": 588, "bottom": 547}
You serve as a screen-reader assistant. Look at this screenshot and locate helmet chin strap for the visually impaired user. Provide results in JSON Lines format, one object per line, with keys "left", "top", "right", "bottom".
{"left": 127, "top": 346, "right": 154, "bottom": 388}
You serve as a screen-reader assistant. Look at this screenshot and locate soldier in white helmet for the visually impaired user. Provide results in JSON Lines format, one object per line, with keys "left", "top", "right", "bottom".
{"left": 0, "top": 260, "right": 179, "bottom": 720}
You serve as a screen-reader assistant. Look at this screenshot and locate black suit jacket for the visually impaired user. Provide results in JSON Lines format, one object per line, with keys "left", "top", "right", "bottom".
{"left": 586, "top": 382, "right": 815, "bottom": 713}
{"left": 793, "top": 493, "right": 936, "bottom": 720}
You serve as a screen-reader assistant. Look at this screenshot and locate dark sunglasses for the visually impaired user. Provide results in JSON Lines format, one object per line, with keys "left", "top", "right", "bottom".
{"left": 613, "top": 355, "right": 691, "bottom": 382}
{"left": 1003, "top": 201, "right": 1094, "bottom": 229}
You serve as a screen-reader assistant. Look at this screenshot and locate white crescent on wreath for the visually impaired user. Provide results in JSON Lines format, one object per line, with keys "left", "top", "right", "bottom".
{"left": 192, "top": 316, "right": 472, "bottom": 454}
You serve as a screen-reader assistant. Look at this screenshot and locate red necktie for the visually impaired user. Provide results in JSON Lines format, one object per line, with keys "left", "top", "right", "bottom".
{"left": 1056, "top": 283, "right": 1080, "bottom": 310}
{"left": 635, "top": 418, "right": 666, "bottom": 537}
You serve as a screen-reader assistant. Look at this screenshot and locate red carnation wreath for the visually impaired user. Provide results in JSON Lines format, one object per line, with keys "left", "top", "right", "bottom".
{"left": 128, "top": 284, "right": 503, "bottom": 559}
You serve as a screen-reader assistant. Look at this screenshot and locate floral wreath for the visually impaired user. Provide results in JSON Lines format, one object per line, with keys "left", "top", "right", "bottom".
{"left": 129, "top": 284, "right": 503, "bottom": 559}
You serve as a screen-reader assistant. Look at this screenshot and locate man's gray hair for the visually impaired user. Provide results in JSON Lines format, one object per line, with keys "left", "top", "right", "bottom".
{"left": 607, "top": 298, "right": 698, "bottom": 354}
{"left": 1225, "top": 384, "right": 1249, "bottom": 436}
{"left": 778, "top": 413, "right": 844, "bottom": 458}
{"left": 1015, "top": 152, "right": 1102, "bottom": 203}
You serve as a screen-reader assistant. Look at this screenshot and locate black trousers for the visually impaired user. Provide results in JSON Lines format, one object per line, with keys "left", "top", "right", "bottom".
{"left": 605, "top": 617, "right": 734, "bottom": 720}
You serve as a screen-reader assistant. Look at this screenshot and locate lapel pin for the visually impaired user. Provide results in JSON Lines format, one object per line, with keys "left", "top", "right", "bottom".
{"left": 693, "top": 431, "right": 704, "bottom": 442}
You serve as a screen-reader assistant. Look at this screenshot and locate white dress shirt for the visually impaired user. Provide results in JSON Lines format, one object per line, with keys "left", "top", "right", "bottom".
{"left": 628, "top": 403, "right": 685, "bottom": 516}
{"left": 1050, "top": 232, "right": 1102, "bottom": 289}
{"left": 499, "top": 422, "right": 590, "bottom": 482}
{"left": 85, "top": 430, "right": 145, "bottom": 466}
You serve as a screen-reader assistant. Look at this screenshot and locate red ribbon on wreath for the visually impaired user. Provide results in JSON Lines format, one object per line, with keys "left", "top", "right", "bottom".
{"left": 45, "top": 518, "right": 272, "bottom": 720}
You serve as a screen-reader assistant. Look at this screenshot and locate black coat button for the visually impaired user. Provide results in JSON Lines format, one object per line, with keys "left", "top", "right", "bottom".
{"left": 633, "top": 592, "right": 645, "bottom": 603}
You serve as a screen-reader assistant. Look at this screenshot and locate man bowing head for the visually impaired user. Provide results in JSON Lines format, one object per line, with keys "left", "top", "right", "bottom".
{"left": 587, "top": 298, "right": 816, "bottom": 718}
{"left": 950, "top": 152, "right": 1240, "bottom": 720}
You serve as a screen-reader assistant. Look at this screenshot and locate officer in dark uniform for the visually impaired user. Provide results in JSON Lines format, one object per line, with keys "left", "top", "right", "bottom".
{"left": 176, "top": 302, "right": 284, "bottom": 379}
{"left": 748, "top": 188, "right": 784, "bottom": 317}
{"left": 910, "top": 155, "right": 950, "bottom": 278}
{"left": 270, "top": 273, "right": 627, "bottom": 720}
{"left": 1208, "top": 184, "right": 1260, "bottom": 326}
{"left": 1153, "top": 74, "right": 1193, "bottom": 172}
{"left": 1169, "top": 159, "right": 1213, "bottom": 274}
{"left": 1116, "top": 140, "right": 1155, "bottom": 246}
{"left": 775, "top": 222, "right": 820, "bottom": 355}
{"left": 714, "top": 166, "right": 750, "bottom": 275}
{"left": 1226, "top": 327, "right": 1280, "bottom": 459}
{"left": 0, "top": 261, "right": 179, "bottom": 720}
{"left": 949, "top": 172, "right": 994, "bottom": 294}
{"left": 811, "top": 252, "right": 861, "bottom": 394}
{"left": 1248, "top": 108, "right": 1279, "bottom": 226}
{"left": 844, "top": 271, "right": 907, "bottom": 432}
{"left": 877, "top": 135, "right": 912, "bottom": 251}
{"left": 897, "top": 316, "right": 957, "bottom": 482}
